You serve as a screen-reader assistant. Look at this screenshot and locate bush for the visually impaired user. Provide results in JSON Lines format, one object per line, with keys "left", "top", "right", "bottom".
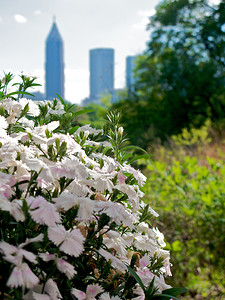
{"left": 0, "top": 73, "right": 187, "bottom": 299}
{"left": 144, "top": 155, "right": 225, "bottom": 299}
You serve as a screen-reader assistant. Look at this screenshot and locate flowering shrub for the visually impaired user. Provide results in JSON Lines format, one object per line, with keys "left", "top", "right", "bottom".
{"left": 0, "top": 73, "right": 186, "bottom": 299}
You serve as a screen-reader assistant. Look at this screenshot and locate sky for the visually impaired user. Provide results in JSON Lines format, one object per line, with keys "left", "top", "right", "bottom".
{"left": 0, "top": 0, "right": 160, "bottom": 104}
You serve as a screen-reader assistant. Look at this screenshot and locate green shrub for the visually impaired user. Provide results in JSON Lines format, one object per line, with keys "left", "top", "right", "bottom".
{"left": 143, "top": 156, "right": 225, "bottom": 299}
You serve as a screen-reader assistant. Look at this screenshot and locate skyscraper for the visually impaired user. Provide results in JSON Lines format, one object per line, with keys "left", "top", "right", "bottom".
{"left": 45, "top": 19, "right": 64, "bottom": 100}
{"left": 126, "top": 56, "right": 137, "bottom": 92}
{"left": 89, "top": 48, "right": 114, "bottom": 102}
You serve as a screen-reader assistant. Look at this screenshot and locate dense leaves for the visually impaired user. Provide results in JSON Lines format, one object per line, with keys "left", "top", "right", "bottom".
{"left": 143, "top": 154, "right": 225, "bottom": 298}
{"left": 112, "top": 0, "right": 225, "bottom": 149}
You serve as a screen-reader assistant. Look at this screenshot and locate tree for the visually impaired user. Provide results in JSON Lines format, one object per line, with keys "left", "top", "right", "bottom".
{"left": 113, "top": 0, "right": 225, "bottom": 149}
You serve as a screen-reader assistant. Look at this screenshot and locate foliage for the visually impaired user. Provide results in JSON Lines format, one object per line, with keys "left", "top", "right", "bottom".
{"left": 112, "top": 0, "right": 225, "bottom": 149}
{"left": 0, "top": 72, "right": 187, "bottom": 299}
{"left": 171, "top": 120, "right": 212, "bottom": 147}
{"left": 143, "top": 154, "right": 225, "bottom": 299}
{"left": 79, "top": 93, "right": 113, "bottom": 129}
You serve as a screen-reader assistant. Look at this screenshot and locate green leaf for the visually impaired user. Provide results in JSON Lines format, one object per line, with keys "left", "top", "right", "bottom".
{"left": 19, "top": 103, "right": 29, "bottom": 118}
{"left": 3, "top": 91, "right": 34, "bottom": 99}
{"left": 73, "top": 108, "right": 94, "bottom": 117}
{"left": 55, "top": 93, "right": 65, "bottom": 105}
{"left": 127, "top": 265, "right": 146, "bottom": 292}
{"left": 68, "top": 125, "right": 79, "bottom": 135}
{"left": 121, "top": 145, "right": 148, "bottom": 153}
{"left": 100, "top": 158, "right": 104, "bottom": 169}
{"left": 103, "top": 146, "right": 112, "bottom": 155}
{"left": 162, "top": 288, "right": 188, "bottom": 297}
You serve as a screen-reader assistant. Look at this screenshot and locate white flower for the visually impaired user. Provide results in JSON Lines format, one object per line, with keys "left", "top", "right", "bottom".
{"left": 99, "top": 294, "right": 122, "bottom": 300}
{"left": 0, "top": 199, "right": 25, "bottom": 222}
{"left": 7, "top": 263, "right": 39, "bottom": 289}
{"left": 56, "top": 257, "right": 76, "bottom": 279}
{"left": 153, "top": 227, "right": 166, "bottom": 248}
{"left": 39, "top": 253, "right": 76, "bottom": 279}
{"left": 114, "top": 183, "right": 140, "bottom": 211}
{"left": 27, "top": 196, "right": 60, "bottom": 227}
{"left": 44, "top": 278, "right": 62, "bottom": 299}
{"left": 0, "top": 115, "right": 8, "bottom": 137}
{"left": 1, "top": 99, "right": 22, "bottom": 124}
{"left": 122, "top": 163, "right": 146, "bottom": 187}
{"left": 75, "top": 124, "right": 103, "bottom": 136}
{"left": 71, "top": 284, "right": 104, "bottom": 300}
{"left": 96, "top": 201, "right": 134, "bottom": 229}
{"left": 98, "top": 248, "right": 127, "bottom": 272}
{"left": 19, "top": 98, "right": 40, "bottom": 116}
{"left": 103, "top": 232, "right": 129, "bottom": 257}
{"left": 132, "top": 285, "right": 145, "bottom": 300}
{"left": 18, "top": 116, "right": 35, "bottom": 128}
{"left": 48, "top": 224, "right": 85, "bottom": 257}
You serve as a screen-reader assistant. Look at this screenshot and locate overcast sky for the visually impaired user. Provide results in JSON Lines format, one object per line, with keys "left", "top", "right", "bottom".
{"left": 0, "top": 0, "right": 160, "bottom": 103}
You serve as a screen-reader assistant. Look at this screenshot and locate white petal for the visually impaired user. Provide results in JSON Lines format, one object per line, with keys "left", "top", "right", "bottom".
{"left": 48, "top": 225, "right": 66, "bottom": 246}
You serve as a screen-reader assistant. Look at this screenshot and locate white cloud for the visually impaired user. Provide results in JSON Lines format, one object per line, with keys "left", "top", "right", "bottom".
{"left": 132, "top": 9, "right": 155, "bottom": 30}
{"left": 14, "top": 14, "right": 27, "bottom": 23}
{"left": 34, "top": 10, "right": 42, "bottom": 15}
{"left": 0, "top": 17, "right": 2, "bottom": 22}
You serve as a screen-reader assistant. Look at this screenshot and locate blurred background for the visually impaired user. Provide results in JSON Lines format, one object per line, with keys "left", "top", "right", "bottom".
{"left": 1, "top": 0, "right": 225, "bottom": 299}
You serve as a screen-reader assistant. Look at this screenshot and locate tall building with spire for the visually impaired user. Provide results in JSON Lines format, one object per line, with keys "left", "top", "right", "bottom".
{"left": 45, "top": 18, "right": 64, "bottom": 100}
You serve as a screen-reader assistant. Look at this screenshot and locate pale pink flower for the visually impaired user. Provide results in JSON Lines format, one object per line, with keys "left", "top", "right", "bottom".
{"left": 153, "top": 275, "right": 172, "bottom": 293}
{"left": 54, "top": 192, "right": 95, "bottom": 221}
{"left": 99, "top": 293, "right": 122, "bottom": 300}
{"left": 27, "top": 196, "right": 60, "bottom": 226}
{"left": 114, "top": 183, "right": 140, "bottom": 211}
{"left": 163, "top": 257, "right": 172, "bottom": 276}
{"left": 0, "top": 199, "right": 25, "bottom": 222}
{"left": 71, "top": 284, "right": 103, "bottom": 300}
{"left": 139, "top": 254, "right": 150, "bottom": 269}
{"left": 32, "top": 292, "right": 51, "bottom": 300}
{"left": 24, "top": 278, "right": 62, "bottom": 299}
{"left": 121, "top": 163, "right": 146, "bottom": 186}
{"left": 98, "top": 248, "right": 126, "bottom": 272}
{"left": 71, "top": 288, "right": 86, "bottom": 300}
{"left": 86, "top": 284, "right": 104, "bottom": 298}
{"left": 39, "top": 253, "right": 76, "bottom": 279}
{"left": 96, "top": 201, "right": 134, "bottom": 229}
{"left": 56, "top": 258, "right": 76, "bottom": 279}
{"left": 44, "top": 278, "right": 62, "bottom": 299}
{"left": 0, "top": 241, "right": 37, "bottom": 265}
{"left": 117, "top": 172, "right": 127, "bottom": 184}
{"left": 7, "top": 263, "right": 39, "bottom": 289}
{"left": 103, "top": 233, "right": 128, "bottom": 257}
{"left": 48, "top": 225, "right": 85, "bottom": 257}
{"left": 136, "top": 267, "right": 154, "bottom": 286}
{"left": 132, "top": 285, "right": 145, "bottom": 300}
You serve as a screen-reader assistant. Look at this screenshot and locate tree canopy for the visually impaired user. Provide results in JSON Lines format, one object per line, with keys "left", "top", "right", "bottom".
{"left": 113, "top": 0, "right": 225, "bottom": 149}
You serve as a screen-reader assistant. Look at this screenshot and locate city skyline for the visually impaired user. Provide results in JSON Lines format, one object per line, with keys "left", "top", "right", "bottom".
{"left": 0, "top": 0, "right": 159, "bottom": 103}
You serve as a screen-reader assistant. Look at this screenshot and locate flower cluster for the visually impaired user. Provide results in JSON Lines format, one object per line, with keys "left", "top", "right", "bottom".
{"left": 0, "top": 92, "right": 179, "bottom": 299}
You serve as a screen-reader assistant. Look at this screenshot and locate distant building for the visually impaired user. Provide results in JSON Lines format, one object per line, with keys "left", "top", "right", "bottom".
{"left": 88, "top": 48, "right": 114, "bottom": 103}
{"left": 45, "top": 19, "right": 64, "bottom": 100}
{"left": 126, "top": 56, "right": 137, "bottom": 92}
